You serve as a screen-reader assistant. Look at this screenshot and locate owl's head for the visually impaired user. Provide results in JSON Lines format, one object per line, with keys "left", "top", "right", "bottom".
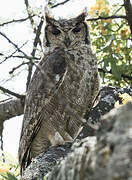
{"left": 44, "top": 8, "right": 90, "bottom": 50}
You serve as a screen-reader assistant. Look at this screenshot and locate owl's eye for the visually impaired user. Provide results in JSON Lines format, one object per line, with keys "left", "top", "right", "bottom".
{"left": 72, "top": 26, "right": 81, "bottom": 33}
{"left": 52, "top": 28, "right": 61, "bottom": 36}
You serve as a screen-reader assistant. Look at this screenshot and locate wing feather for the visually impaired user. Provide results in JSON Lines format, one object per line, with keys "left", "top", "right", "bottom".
{"left": 18, "top": 49, "right": 67, "bottom": 174}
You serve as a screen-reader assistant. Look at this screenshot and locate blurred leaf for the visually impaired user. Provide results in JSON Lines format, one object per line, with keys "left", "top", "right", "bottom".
{"left": 0, "top": 172, "right": 18, "bottom": 180}
{"left": 110, "top": 57, "right": 121, "bottom": 80}
{"left": 0, "top": 151, "right": 20, "bottom": 180}
{"left": 90, "top": 0, "right": 132, "bottom": 87}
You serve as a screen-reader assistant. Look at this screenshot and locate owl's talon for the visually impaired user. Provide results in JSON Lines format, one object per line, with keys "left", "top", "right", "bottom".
{"left": 49, "top": 132, "right": 65, "bottom": 146}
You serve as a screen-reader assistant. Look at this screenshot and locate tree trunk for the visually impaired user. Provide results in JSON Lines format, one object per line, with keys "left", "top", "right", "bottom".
{"left": 124, "top": 0, "right": 132, "bottom": 34}
{"left": 0, "top": 97, "right": 24, "bottom": 136}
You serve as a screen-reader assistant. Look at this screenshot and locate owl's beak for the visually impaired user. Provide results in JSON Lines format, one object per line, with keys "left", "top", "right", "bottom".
{"left": 64, "top": 37, "right": 71, "bottom": 48}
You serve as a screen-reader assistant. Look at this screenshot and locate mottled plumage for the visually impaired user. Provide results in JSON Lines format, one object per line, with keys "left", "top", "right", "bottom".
{"left": 18, "top": 8, "right": 100, "bottom": 175}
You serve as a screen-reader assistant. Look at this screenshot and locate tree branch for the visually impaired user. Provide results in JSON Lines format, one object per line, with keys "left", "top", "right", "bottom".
{"left": 0, "top": 31, "right": 33, "bottom": 60}
{"left": 0, "top": 98, "right": 25, "bottom": 136}
{"left": 9, "top": 62, "right": 28, "bottom": 74}
{"left": 0, "top": 41, "right": 28, "bottom": 65}
{"left": 51, "top": 0, "right": 71, "bottom": 8}
{"left": 26, "top": 19, "right": 43, "bottom": 90}
{"left": 0, "top": 86, "right": 24, "bottom": 99}
{"left": 124, "top": 0, "right": 132, "bottom": 34}
{"left": 31, "top": 19, "right": 43, "bottom": 57}
{"left": 24, "top": 0, "right": 35, "bottom": 31}
{"left": 87, "top": 15, "right": 126, "bottom": 21}
{"left": 8, "top": 55, "right": 40, "bottom": 60}
{"left": 0, "top": 16, "right": 35, "bottom": 26}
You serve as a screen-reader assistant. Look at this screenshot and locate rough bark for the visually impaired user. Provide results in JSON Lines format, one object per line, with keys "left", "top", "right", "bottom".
{"left": 22, "top": 142, "right": 72, "bottom": 180}
{"left": 79, "top": 86, "right": 132, "bottom": 139}
{"left": 0, "top": 98, "right": 24, "bottom": 136}
{"left": 124, "top": 0, "right": 132, "bottom": 34}
{"left": 21, "top": 86, "right": 132, "bottom": 180}
{"left": 48, "top": 101, "right": 132, "bottom": 180}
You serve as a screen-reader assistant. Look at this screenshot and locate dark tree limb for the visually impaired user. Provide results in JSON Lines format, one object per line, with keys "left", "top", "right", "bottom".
{"left": 0, "top": 31, "right": 33, "bottom": 60}
{"left": 9, "top": 55, "right": 40, "bottom": 60}
{"left": 24, "top": 0, "right": 35, "bottom": 31}
{"left": 0, "top": 41, "right": 28, "bottom": 65}
{"left": 9, "top": 62, "right": 29, "bottom": 74}
{"left": 0, "top": 98, "right": 12, "bottom": 103}
{"left": 26, "top": 18, "right": 43, "bottom": 90}
{"left": 87, "top": 15, "right": 126, "bottom": 22}
{"left": 0, "top": 86, "right": 25, "bottom": 99}
{"left": 124, "top": 0, "right": 132, "bottom": 34}
{"left": 31, "top": 19, "right": 43, "bottom": 57}
{"left": 51, "top": 0, "right": 71, "bottom": 8}
{"left": 0, "top": 16, "right": 35, "bottom": 26}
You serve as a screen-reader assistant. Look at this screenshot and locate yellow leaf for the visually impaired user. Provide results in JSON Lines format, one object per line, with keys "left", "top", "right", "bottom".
{"left": 114, "top": 93, "right": 132, "bottom": 108}
{"left": 100, "top": 26, "right": 107, "bottom": 35}
{"left": 89, "top": 0, "right": 110, "bottom": 16}
{"left": 120, "top": 28, "right": 131, "bottom": 37}
{"left": 0, "top": 168, "right": 9, "bottom": 173}
{"left": 116, "top": 44, "right": 120, "bottom": 53}
{"left": 89, "top": 5, "right": 99, "bottom": 16}
{"left": 119, "top": 93, "right": 132, "bottom": 104}
{"left": 125, "top": 28, "right": 131, "bottom": 35}
{"left": 105, "top": 19, "right": 112, "bottom": 23}
{"left": 97, "top": 0, "right": 105, "bottom": 6}
{"left": 110, "top": 42, "right": 114, "bottom": 48}
{"left": 99, "top": 7, "right": 104, "bottom": 15}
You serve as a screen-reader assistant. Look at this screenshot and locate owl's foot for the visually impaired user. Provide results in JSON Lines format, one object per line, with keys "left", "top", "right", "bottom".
{"left": 48, "top": 131, "right": 73, "bottom": 146}
{"left": 48, "top": 132, "right": 65, "bottom": 146}
{"left": 63, "top": 131, "right": 73, "bottom": 142}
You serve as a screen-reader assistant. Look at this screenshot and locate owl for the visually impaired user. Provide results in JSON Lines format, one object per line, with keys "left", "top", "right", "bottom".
{"left": 18, "top": 8, "right": 100, "bottom": 176}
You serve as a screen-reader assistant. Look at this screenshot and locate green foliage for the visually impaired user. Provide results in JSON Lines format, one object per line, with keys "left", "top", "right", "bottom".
{"left": 0, "top": 152, "right": 20, "bottom": 180}
{"left": 89, "top": 0, "right": 132, "bottom": 87}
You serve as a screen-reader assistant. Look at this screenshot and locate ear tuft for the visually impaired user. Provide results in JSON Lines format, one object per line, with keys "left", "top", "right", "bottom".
{"left": 45, "top": 6, "right": 54, "bottom": 24}
{"left": 76, "top": 8, "right": 88, "bottom": 23}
